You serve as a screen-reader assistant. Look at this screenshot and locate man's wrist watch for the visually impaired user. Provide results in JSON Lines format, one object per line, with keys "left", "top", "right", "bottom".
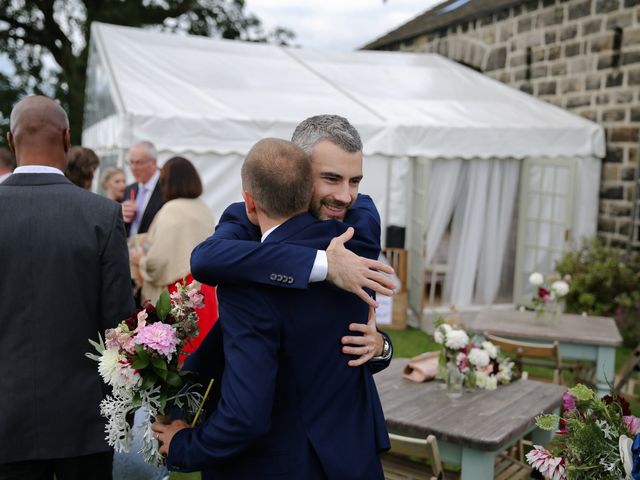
{"left": 381, "top": 338, "right": 390, "bottom": 358}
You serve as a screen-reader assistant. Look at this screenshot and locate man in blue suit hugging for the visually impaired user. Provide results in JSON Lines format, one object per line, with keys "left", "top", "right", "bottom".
{"left": 153, "top": 137, "right": 390, "bottom": 479}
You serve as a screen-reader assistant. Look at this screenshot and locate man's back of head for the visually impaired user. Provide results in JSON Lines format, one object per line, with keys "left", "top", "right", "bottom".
{"left": 7, "top": 95, "right": 70, "bottom": 169}
{"left": 291, "top": 114, "right": 362, "bottom": 155}
{"left": 241, "top": 138, "right": 312, "bottom": 220}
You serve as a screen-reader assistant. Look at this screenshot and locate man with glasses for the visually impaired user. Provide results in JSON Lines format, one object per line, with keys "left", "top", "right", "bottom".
{"left": 122, "top": 141, "right": 164, "bottom": 237}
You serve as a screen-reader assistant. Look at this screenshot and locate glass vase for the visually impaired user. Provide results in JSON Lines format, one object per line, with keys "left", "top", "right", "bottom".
{"left": 446, "top": 363, "right": 464, "bottom": 398}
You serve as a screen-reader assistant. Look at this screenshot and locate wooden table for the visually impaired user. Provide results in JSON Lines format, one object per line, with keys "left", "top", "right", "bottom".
{"left": 469, "top": 308, "right": 623, "bottom": 397}
{"left": 375, "top": 359, "right": 565, "bottom": 480}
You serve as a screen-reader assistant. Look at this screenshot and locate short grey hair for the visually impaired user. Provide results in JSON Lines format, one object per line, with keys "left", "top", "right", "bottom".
{"left": 132, "top": 140, "right": 157, "bottom": 161}
{"left": 291, "top": 115, "right": 362, "bottom": 155}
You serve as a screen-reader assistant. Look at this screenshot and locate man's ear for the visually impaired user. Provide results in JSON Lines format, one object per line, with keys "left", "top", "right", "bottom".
{"left": 63, "top": 128, "right": 71, "bottom": 153}
{"left": 242, "top": 191, "right": 256, "bottom": 215}
{"left": 7, "top": 132, "right": 14, "bottom": 154}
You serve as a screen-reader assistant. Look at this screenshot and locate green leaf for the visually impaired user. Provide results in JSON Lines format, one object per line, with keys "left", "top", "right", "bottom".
{"left": 131, "top": 345, "right": 150, "bottom": 369}
{"left": 140, "top": 371, "right": 158, "bottom": 390}
{"left": 156, "top": 290, "right": 171, "bottom": 321}
{"left": 151, "top": 356, "right": 168, "bottom": 380}
{"left": 166, "top": 370, "right": 184, "bottom": 388}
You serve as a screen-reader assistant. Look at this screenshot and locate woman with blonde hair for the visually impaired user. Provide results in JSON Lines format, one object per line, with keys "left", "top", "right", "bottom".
{"left": 100, "top": 166, "right": 126, "bottom": 202}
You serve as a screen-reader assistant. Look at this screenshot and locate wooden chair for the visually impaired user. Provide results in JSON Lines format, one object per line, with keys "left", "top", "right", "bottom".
{"left": 485, "top": 333, "right": 563, "bottom": 385}
{"left": 576, "top": 343, "right": 640, "bottom": 400}
{"left": 381, "top": 433, "right": 531, "bottom": 480}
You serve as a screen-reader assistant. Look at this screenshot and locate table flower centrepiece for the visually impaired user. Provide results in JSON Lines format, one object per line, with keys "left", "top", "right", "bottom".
{"left": 434, "top": 316, "right": 514, "bottom": 392}
{"left": 529, "top": 272, "right": 570, "bottom": 320}
{"left": 526, "top": 384, "right": 640, "bottom": 480}
{"left": 86, "top": 281, "right": 206, "bottom": 465}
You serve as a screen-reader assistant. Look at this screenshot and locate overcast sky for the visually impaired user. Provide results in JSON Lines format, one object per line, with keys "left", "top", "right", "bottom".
{"left": 245, "top": 0, "right": 442, "bottom": 51}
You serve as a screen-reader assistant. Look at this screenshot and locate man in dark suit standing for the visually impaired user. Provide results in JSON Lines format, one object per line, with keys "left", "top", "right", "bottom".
{"left": 122, "top": 140, "right": 164, "bottom": 237}
{"left": 154, "top": 139, "right": 388, "bottom": 479}
{"left": 0, "top": 96, "right": 134, "bottom": 479}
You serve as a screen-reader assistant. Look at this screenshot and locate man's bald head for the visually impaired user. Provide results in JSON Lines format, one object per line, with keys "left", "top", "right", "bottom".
{"left": 7, "top": 95, "right": 71, "bottom": 169}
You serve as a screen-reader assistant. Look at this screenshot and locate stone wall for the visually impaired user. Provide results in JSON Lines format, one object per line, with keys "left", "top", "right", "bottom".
{"left": 387, "top": 0, "right": 640, "bottom": 249}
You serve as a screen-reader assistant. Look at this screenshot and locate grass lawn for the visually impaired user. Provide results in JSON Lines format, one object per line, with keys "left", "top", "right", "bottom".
{"left": 169, "top": 327, "right": 638, "bottom": 479}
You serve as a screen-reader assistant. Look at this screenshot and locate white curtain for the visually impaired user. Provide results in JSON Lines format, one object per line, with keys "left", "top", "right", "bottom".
{"left": 430, "top": 158, "right": 520, "bottom": 307}
{"left": 425, "top": 159, "right": 463, "bottom": 264}
{"left": 474, "top": 159, "right": 520, "bottom": 304}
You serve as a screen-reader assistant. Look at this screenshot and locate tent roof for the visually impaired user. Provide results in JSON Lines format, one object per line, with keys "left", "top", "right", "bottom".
{"left": 86, "top": 22, "right": 604, "bottom": 158}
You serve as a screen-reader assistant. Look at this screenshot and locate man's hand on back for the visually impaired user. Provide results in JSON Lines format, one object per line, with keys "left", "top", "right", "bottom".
{"left": 342, "top": 306, "right": 384, "bottom": 367}
{"left": 326, "top": 227, "right": 396, "bottom": 308}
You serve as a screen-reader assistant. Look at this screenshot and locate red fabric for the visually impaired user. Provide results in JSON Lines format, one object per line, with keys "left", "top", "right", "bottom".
{"left": 168, "top": 274, "right": 218, "bottom": 359}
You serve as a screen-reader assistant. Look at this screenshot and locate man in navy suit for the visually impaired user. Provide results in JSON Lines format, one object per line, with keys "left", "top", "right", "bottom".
{"left": 153, "top": 138, "right": 388, "bottom": 479}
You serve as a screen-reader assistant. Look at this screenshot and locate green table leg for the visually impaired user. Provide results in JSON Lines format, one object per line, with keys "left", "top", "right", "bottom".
{"left": 461, "top": 447, "right": 494, "bottom": 480}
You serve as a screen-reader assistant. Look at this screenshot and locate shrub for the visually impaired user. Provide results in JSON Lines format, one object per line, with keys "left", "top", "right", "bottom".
{"left": 555, "top": 238, "right": 640, "bottom": 347}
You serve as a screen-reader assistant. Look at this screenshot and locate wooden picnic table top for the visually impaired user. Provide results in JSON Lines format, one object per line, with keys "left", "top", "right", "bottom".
{"left": 469, "top": 308, "right": 622, "bottom": 347}
{"left": 374, "top": 359, "right": 565, "bottom": 451}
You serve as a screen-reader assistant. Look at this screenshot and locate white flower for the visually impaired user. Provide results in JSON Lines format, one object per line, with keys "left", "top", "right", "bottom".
{"left": 529, "top": 272, "right": 544, "bottom": 286}
{"left": 434, "top": 323, "right": 452, "bottom": 344}
{"left": 98, "top": 348, "right": 122, "bottom": 385}
{"left": 551, "top": 280, "right": 569, "bottom": 297}
{"left": 444, "top": 329, "right": 469, "bottom": 350}
{"left": 468, "top": 348, "right": 490, "bottom": 367}
{"left": 481, "top": 341, "right": 498, "bottom": 358}
{"left": 474, "top": 372, "right": 497, "bottom": 390}
{"left": 111, "top": 363, "right": 141, "bottom": 389}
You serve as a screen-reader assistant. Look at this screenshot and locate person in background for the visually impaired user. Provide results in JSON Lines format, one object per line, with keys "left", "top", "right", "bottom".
{"left": 129, "top": 156, "right": 217, "bottom": 354}
{"left": 0, "top": 96, "right": 133, "bottom": 479}
{"left": 100, "top": 166, "right": 126, "bottom": 202}
{"left": 64, "top": 145, "right": 100, "bottom": 189}
{"left": 0, "top": 147, "right": 15, "bottom": 183}
{"left": 122, "top": 141, "right": 163, "bottom": 237}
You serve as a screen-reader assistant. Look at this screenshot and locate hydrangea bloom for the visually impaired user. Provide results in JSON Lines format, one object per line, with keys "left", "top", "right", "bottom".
{"left": 434, "top": 323, "right": 452, "bottom": 344}
{"left": 468, "top": 348, "right": 490, "bottom": 368}
{"left": 445, "top": 329, "right": 469, "bottom": 350}
{"left": 551, "top": 280, "right": 570, "bottom": 297}
{"left": 135, "top": 323, "right": 178, "bottom": 359}
{"left": 481, "top": 341, "right": 497, "bottom": 358}
{"left": 475, "top": 371, "right": 497, "bottom": 390}
{"left": 529, "top": 272, "right": 544, "bottom": 286}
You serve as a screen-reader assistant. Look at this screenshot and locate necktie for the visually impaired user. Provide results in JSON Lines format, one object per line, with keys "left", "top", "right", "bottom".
{"left": 129, "top": 185, "right": 148, "bottom": 236}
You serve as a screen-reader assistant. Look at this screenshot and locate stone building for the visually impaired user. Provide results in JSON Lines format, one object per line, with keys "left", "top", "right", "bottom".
{"left": 364, "top": 0, "right": 640, "bottom": 249}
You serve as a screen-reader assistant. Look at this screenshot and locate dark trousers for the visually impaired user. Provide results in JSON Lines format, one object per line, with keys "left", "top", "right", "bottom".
{"left": 0, "top": 451, "right": 113, "bottom": 480}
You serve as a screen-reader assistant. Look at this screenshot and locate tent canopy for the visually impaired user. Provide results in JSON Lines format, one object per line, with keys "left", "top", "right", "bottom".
{"left": 84, "top": 22, "right": 605, "bottom": 159}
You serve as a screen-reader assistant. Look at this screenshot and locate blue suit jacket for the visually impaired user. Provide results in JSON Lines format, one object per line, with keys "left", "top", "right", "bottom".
{"left": 169, "top": 212, "right": 389, "bottom": 479}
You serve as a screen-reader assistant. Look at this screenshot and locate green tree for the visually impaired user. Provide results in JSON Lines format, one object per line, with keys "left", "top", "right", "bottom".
{"left": 0, "top": 0, "right": 294, "bottom": 145}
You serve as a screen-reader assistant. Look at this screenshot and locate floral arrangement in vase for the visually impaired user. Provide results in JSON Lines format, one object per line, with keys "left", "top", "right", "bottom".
{"left": 529, "top": 272, "right": 570, "bottom": 319}
{"left": 433, "top": 315, "right": 514, "bottom": 392}
{"left": 86, "top": 281, "right": 206, "bottom": 465}
{"left": 527, "top": 384, "right": 640, "bottom": 480}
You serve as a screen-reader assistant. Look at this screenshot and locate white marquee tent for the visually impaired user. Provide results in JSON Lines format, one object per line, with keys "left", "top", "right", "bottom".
{"left": 83, "top": 22, "right": 605, "bottom": 314}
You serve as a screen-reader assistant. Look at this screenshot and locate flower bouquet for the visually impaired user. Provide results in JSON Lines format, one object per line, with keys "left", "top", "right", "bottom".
{"left": 527, "top": 384, "right": 640, "bottom": 480}
{"left": 529, "top": 272, "right": 570, "bottom": 320}
{"left": 86, "top": 281, "right": 206, "bottom": 465}
{"left": 433, "top": 317, "right": 514, "bottom": 392}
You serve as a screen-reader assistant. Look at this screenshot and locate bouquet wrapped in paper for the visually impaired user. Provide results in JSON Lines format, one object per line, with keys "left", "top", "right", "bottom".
{"left": 87, "top": 281, "right": 206, "bottom": 465}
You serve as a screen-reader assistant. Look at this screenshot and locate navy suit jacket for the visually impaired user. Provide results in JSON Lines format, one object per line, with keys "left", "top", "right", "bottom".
{"left": 169, "top": 212, "right": 389, "bottom": 480}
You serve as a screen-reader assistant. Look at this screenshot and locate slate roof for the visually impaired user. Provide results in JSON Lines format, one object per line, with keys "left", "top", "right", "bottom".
{"left": 363, "top": 0, "right": 526, "bottom": 50}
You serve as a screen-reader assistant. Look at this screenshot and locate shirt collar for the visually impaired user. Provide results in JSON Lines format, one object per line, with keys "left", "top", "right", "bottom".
{"left": 261, "top": 223, "right": 282, "bottom": 242}
{"left": 14, "top": 165, "right": 64, "bottom": 175}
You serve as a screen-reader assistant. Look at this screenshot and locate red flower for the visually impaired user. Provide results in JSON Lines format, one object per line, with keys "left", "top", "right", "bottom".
{"left": 603, "top": 394, "right": 631, "bottom": 416}
{"left": 538, "top": 287, "right": 550, "bottom": 301}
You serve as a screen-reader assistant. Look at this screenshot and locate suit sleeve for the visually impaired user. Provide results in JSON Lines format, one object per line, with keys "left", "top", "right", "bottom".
{"left": 342, "top": 194, "right": 382, "bottom": 261}
{"left": 190, "top": 202, "right": 317, "bottom": 289}
{"left": 100, "top": 205, "right": 135, "bottom": 331}
{"left": 368, "top": 331, "right": 393, "bottom": 374}
{"left": 167, "top": 291, "right": 281, "bottom": 472}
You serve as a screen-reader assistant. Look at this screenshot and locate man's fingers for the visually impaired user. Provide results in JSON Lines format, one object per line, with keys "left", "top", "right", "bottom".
{"left": 342, "top": 332, "right": 368, "bottom": 343}
{"left": 368, "top": 306, "right": 376, "bottom": 324}
{"left": 364, "top": 279, "right": 394, "bottom": 298}
{"left": 365, "top": 258, "right": 394, "bottom": 275}
{"left": 355, "top": 288, "right": 378, "bottom": 308}
{"left": 348, "top": 356, "right": 370, "bottom": 367}
{"left": 342, "top": 345, "right": 373, "bottom": 356}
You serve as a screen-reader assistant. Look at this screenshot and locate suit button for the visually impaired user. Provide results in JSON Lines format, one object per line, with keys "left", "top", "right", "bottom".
{"left": 276, "top": 274, "right": 283, "bottom": 282}
{"left": 287, "top": 276, "right": 294, "bottom": 284}
{"left": 270, "top": 273, "right": 277, "bottom": 281}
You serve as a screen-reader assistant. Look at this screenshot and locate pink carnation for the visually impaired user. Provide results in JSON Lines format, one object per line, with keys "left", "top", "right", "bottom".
{"left": 562, "top": 391, "right": 577, "bottom": 413}
{"left": 624, "top": 415, "right": 640, "bottom": 435}
{"left": 135, "top": 322, "right": 178, "bottom": 359}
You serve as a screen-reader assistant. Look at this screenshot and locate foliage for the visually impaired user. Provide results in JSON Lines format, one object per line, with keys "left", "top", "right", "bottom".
{"left": 0, "top": 0, "right": 295, "bottom": 144}
{"left": 528, "top": 385, "right": 639, "bottom": 480}
{"left": 555, "top": 238, "right": 640, "bottom": 346}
